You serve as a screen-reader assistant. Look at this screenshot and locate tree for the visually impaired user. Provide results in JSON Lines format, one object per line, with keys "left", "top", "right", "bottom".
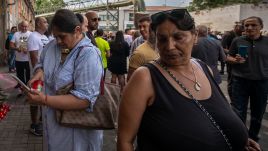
{"left": 188, "top": 0, "right": 262, "bottom": 11}
{"left": 35, "top": 0, "right": 65, "bottom": 11}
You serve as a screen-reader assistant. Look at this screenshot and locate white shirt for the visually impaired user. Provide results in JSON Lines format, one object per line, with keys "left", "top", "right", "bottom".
{"left": 124, "top": 34, "right": 133, "bottom": 47}
{"left": 27, "top": 31, "right": 49, "bottom": 60}
{"left": 11, "top": 31, "right": 32, "bottom": 61}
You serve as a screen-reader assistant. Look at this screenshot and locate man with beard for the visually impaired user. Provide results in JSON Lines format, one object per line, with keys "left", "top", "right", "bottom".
{"left": 85, "top": 11, "right": 100, "bottom": 46}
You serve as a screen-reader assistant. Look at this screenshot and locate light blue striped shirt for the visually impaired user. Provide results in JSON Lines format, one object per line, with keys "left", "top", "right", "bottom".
{"left": 35, "top": 37, "right": 103, "bottom": 151}
{"left": 130, "top": 36, "right": 145, "bottom": 55}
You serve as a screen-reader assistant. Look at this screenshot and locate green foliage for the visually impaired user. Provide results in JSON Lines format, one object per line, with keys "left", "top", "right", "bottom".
{"left": 35, "top": 0, "right": 65, "bottom": 11}
{"left": 134, "top": 0, "right": 146, "bottom": 12}
{"left": 188, "top": 0, "right": 262, "bottom": 11}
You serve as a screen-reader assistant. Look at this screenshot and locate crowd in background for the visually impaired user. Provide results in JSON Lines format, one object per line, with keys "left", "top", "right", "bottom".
{"left": 0, "top": 7, "right": 268, "bottom": 151}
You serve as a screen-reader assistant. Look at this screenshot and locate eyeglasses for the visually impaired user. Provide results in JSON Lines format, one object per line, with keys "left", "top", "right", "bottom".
{"left": 151, "top": 9, "right": 194, "bottom": 31}
{"left": 91, "top": 17, "right": 101, "bottom": 22}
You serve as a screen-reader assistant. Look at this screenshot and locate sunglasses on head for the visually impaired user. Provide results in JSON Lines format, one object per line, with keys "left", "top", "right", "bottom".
{"left": 91, "top": 17, "right": 101, "bottom": 22}
{"left": 151, "top": 9, "right": 194, "bottom": 31}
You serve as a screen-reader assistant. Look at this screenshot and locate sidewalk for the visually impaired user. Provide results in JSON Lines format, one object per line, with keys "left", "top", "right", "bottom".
{"left": 0, "top": 66, "right": 116, "bottom": 151}
{"left": 0, "top": 65, "right": 267, "bottom": 151}
{"left": 0, "top": 66, "right": 43, "bottom": 151}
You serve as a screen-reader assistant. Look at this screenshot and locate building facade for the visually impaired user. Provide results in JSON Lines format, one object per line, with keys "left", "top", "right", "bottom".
{"left": 0, "top": 0, "right": 35, "bottom": 56}
{"left": 97, "top": 6, "right": 179, "bottom": 31}
{"left": 191, "top": 3, "right": 268, "bottom": 33}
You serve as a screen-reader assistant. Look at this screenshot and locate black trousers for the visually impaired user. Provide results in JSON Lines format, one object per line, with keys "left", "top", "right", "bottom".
{"left": 15, "top": 61, "right": 30, "bottom": 84}
{"left": 231, "top": 76, "right": 268, "bottom": 141}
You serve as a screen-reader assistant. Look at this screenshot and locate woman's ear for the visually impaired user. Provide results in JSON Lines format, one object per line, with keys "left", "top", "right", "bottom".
{"left": 74, "top": 26, "right": 82, "bottom": 33}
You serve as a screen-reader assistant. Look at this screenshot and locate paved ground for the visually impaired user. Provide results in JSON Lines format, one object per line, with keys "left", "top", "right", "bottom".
{"left": 0, "top": 65, "right": 267, "bottom": 151}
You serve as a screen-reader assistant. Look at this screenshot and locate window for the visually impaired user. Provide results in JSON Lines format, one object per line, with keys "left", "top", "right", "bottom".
{"left": 129, "top": 13, "right": 134, "bottom": 21}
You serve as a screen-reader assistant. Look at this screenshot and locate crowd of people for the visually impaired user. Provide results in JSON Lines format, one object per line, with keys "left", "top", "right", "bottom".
{"left": 0, "top": 7, "right": 267, "bottom": 151}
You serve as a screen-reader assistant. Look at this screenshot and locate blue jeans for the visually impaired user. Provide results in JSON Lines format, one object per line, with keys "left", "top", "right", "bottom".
{"left": 8, "top": 50, "right": 16, "bottom": 70}
{"left": 231, "top": 76, "right": 268, "bottom": 141}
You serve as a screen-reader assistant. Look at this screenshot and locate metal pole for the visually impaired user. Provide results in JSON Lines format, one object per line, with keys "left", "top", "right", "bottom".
{"left": 106, "top": 0, "right": 109, "bottom": 30}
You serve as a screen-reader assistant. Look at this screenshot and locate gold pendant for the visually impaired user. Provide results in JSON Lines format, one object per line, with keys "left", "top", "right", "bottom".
{"left": 61, "top": 49, "right": 70, "bottom": 54}
{"left": 194, "top": 82, "right": 201, "bottom": 91}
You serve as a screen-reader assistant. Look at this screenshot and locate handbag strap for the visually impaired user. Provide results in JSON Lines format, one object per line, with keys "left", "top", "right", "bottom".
{"left": 154, "top": 60, "right": 232, "bottom": 151}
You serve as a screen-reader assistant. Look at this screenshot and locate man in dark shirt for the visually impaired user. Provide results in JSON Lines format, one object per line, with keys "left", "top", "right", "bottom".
{"left": 221, "top": 24, "right": 243, "bottom": 101}
{"left": 192, "top": 25, "right": 226, "bottom": 84}
{"left": 227, "top": 16, "right": 268, "bottom": 141}
{"left": 85, "top": 11, "right": 99, "bottom": 46}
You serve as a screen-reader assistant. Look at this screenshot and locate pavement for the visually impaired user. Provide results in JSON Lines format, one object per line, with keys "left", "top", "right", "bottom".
{"left": 0, "top": 65, "right": 267, "bottom": 151}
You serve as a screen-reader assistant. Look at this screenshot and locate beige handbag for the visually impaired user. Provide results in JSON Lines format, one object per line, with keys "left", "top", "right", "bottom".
{"left": 55, "top": 81, "right": 121, "bottom": 129}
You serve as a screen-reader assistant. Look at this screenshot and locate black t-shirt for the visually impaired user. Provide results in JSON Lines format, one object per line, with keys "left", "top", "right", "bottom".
{"left": 229, "top": 36, "right": 268, "bottom": 80}
{"left": 222, "top": 31, "right": 236, "bottom": 49}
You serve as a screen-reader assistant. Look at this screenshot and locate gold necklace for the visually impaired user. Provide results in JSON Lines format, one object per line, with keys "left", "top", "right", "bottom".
{"left": 60, "top": 49, "right": 70, "bottom": 64}
{"left": 157, "top": 61, "right": 201, "bottom": 91}
{"left": 179, "top": 63, "right": 201, "bottom": 91}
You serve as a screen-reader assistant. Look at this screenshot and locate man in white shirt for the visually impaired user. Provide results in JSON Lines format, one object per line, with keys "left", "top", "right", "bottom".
{"left": 10, "top": 21, "right": 32, "bottom": 87}
{"left": 124, "top": 28, "right": 133, "bottom": 47}
{"left": 27, "top": 17, "right": 49, "bottom": 136}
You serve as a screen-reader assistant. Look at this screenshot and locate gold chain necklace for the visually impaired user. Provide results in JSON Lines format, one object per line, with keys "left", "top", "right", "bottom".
{"left": 179, "top": 63, "right": 201, "bottom": 91}
{"left": 156, "top": 61, "right": 201, "bottom": 91}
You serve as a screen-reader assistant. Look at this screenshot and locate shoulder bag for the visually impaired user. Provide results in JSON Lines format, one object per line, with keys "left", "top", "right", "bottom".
{"left": 55, "top": 46, "right": 121, "bottom": 129}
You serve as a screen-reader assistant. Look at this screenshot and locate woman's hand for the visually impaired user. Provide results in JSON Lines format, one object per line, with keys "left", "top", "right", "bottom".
{"left": 28, "top": 68, "right": 44, "bottom": 87}
{"left": 245, "top": 138, "right": 261, "bottom": 151}
{"left": 25, "top": 90, "right": 46, "bottom": 105}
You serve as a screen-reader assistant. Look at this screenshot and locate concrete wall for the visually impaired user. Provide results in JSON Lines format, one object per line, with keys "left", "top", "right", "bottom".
{"left": 240, "top": 4, "right": 268, "bottom": 31}
{"left": 191, "top": 4, "right": 268, "bottom": 32}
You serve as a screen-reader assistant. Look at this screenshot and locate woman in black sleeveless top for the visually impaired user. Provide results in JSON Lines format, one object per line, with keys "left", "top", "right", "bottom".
{"left": 117, "top": 9, "right": 260, "bottom": 151}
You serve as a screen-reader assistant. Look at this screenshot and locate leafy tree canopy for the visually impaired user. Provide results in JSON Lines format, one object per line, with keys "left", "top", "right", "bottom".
{"left": 35, "top": 0, "right": 65, "bottom": 11}
{"left": 188, "top": 0, "right": 262, "bottom": 11}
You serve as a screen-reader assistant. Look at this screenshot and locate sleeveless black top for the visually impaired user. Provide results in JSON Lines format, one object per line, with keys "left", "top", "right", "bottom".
{"left": 137, "top": 62, "right": 248, "bottom": 151}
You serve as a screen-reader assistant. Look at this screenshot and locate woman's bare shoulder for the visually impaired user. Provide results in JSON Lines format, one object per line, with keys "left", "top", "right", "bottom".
{"left": 123, "top": 66, "right": 154, "bottom": 106}
{"left": 130, "top": 66, "right": 152, "bottom": 83}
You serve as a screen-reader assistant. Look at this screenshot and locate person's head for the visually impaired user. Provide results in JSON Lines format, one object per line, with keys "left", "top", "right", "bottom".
{"left": 233, "top": 24, "right": 243, "bottom": 36}
{"left": 96, "top": 29, "right": 104, "bottom": 37}
{"left": 20, "top": 21, "right": 29, "bottom": 33}
{"left": 196, "top": 25, "right": 208, "bottom": 37}
{"left": 11, "top": 26, "right": 17, "bottom": 33}
{"left": 243, "top": 16, "right": 263, "bottom": 39}
{"left": 51, "top": 9, "right": 83, "bottom": 50}
{"left": 75, "top": 13, "right": 88, "bottom": 33}
{"left": 138, "top": 16, "right": 151, "bottom": 40}
{"left": 115, "top": 31, "right": 124, "bottom": 43}
{"left": 85, "top": 11, "right": 100, "bottom": 32}
{"left": 35, "top": 17, "right": 48, "bottom": 34}
{"left": 151, "top": 9, "right": 196, "bottom": 67}
{"left": 125, "top": 28, "right": 132, "bottom": 35}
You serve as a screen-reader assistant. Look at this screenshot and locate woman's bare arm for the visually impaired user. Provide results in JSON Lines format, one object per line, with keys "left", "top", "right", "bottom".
{"left": 117, "top": 67, "right": 154, "bottom": 151}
